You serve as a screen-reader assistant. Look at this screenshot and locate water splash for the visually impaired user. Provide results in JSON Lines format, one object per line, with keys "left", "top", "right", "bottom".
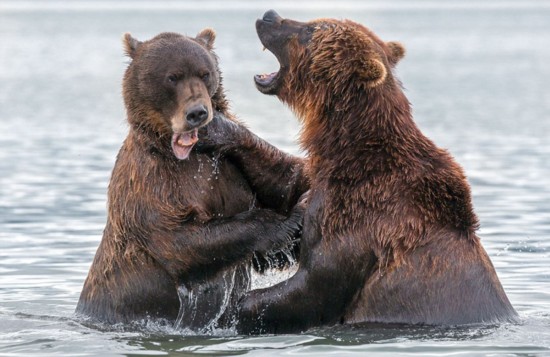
{"left": 201, "top": 268, "right": 237, "bottom": 333}
{"left": 210, "top": 153, "right": 221, "bottom": 179}
{"left": 251, "top": 255, "right": 299, "bottom": 290}
{"left": 174, "top": 267, "right": 247, "bottom": 335}
{"left": 174, "top": 285, "right": 197, "bottom": 331}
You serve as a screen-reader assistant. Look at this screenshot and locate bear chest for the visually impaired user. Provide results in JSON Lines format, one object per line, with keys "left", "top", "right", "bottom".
{"left": 182, "top": 154, "right": 255, "bottom": 217}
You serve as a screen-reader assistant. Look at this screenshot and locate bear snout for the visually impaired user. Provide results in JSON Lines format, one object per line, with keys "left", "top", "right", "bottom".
{"left": 186, "top": 104, "right": 209, "bottom": 129}
{"left": 262, "top": 9, "right": 282, "bottom": 23}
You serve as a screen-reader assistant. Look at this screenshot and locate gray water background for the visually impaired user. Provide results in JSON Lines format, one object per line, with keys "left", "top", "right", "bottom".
{"left": 1, "top": 0, "right": 549, "bottom": 355}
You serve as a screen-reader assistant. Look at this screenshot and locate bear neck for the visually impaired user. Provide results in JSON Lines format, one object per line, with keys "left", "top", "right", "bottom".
{"left": 211, "top": 75, "right": 230, "bottom": 113}
{"left": 128, "top": 117, "right": 174, "bottom": 159}
{"left": 302, "top": 82, "right": 435, "bottom": 183}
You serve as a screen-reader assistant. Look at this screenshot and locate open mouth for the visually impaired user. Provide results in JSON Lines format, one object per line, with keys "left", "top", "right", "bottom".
{"left": 254, "top": 44, "right": 289, "bottom": 95}
{"left": 254, "top": 42, "right": 284, "bottom": 94}
{"left": 254, "top": 69, "right": 281, "bottom": 94}
{"left": 254, "top": 11, "right": 286, "bottom": 95}
{"left": 171, "top": 129, "right": 198, "bottom": 160}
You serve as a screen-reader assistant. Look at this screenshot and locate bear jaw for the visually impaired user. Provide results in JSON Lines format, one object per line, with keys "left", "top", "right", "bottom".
{"left": 170, "top": 129, "right": 199, "bottom": 160}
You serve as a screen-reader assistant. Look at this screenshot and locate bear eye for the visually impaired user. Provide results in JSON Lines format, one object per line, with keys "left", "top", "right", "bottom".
{"left": 167, "top": 74, "right": 179, "bottom": 84}
{"left": 201, "top": 72, "right": 210, "bottom": 82}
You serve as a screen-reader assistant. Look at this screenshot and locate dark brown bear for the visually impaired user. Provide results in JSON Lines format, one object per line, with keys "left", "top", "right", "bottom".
{"left": 75, "top": 29, "right": 308, "bottom": 330}
{"left": 226, "top": 10, "right": 517, "bottom": 333}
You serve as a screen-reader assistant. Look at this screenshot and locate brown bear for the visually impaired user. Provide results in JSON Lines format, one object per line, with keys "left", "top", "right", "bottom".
{"left": 75, "top": 29, "right": 308, "bottom": 330}
{"left": 204, "top": 10, "right": 518, "bottom": 334}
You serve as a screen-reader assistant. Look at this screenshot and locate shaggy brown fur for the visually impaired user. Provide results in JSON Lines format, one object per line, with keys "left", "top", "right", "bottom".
{"left": 75, "top": 30, "right": 307, "bottom": 329}
{"left": 233, "top": 11, "right": 517, "bottom": 334}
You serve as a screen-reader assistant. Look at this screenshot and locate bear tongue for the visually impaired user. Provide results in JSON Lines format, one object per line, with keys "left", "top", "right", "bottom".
{"left": 171, "top": 129, "right": 198, "bottom": 160}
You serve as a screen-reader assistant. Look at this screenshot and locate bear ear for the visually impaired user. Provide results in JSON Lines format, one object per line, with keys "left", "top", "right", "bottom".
{"left": 358, "top": 58, "right": 387, "bottom": 88}
{"left": 387, "top": 41, "right": 405, "bottom": 65}
{"left": 123, "top": 32, "right": 141, "bottom": 59}
{"left": 196, "top": 28, "right": 216, "bottom": 50}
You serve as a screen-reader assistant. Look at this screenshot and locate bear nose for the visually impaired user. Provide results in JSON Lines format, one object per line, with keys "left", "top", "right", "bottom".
{"left": 186, "top": 105, "right": 209, "bottom": 128}
{"left": 262, "top": 9, "right": 281, "bottom": 23}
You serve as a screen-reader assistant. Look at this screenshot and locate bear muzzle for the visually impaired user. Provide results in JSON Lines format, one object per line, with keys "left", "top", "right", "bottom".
{"left": 262, "top": 9, "right": 282, "bottom": 23}
{"left": 170, "top": 102, "right": 212, "bottom": 160}
{"left": 186, "top": 104, "right": 209, "bottom": 129}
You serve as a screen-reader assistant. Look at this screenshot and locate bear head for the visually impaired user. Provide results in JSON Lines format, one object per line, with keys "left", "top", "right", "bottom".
{"left": 254, "top": 10, "right": 405, "bottom": 122}
{"left": 122, "top": 30, "right": 221, "bottom": 160}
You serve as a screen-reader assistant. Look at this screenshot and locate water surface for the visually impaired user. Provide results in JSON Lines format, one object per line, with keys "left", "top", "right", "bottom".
{"left": 1, "top": 1, "right": 549, "bottom": 355}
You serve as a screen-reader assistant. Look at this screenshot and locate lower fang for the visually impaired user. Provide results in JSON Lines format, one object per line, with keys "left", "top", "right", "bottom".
{"left": 262, "top": 46, "right": 266, "bottom": 51}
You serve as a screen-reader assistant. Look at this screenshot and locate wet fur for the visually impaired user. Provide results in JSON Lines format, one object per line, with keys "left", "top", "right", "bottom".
{"left": 236, "top": 16, "right": 517, "bottom": 334}
{"left": 76, "top": 31, "right": 305, "bottom": 328}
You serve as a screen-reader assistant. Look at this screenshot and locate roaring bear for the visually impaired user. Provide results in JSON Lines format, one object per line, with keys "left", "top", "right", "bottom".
{"left": 75, "top": 29, "right": 308, "bottom": 330}
{"left": 204, "top": 10, "right": 517, "bottom": 334}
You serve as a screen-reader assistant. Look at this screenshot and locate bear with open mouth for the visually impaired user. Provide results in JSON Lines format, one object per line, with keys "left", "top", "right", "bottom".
{"left": 225, "top": 10, "right": 517, "bottom": 334}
